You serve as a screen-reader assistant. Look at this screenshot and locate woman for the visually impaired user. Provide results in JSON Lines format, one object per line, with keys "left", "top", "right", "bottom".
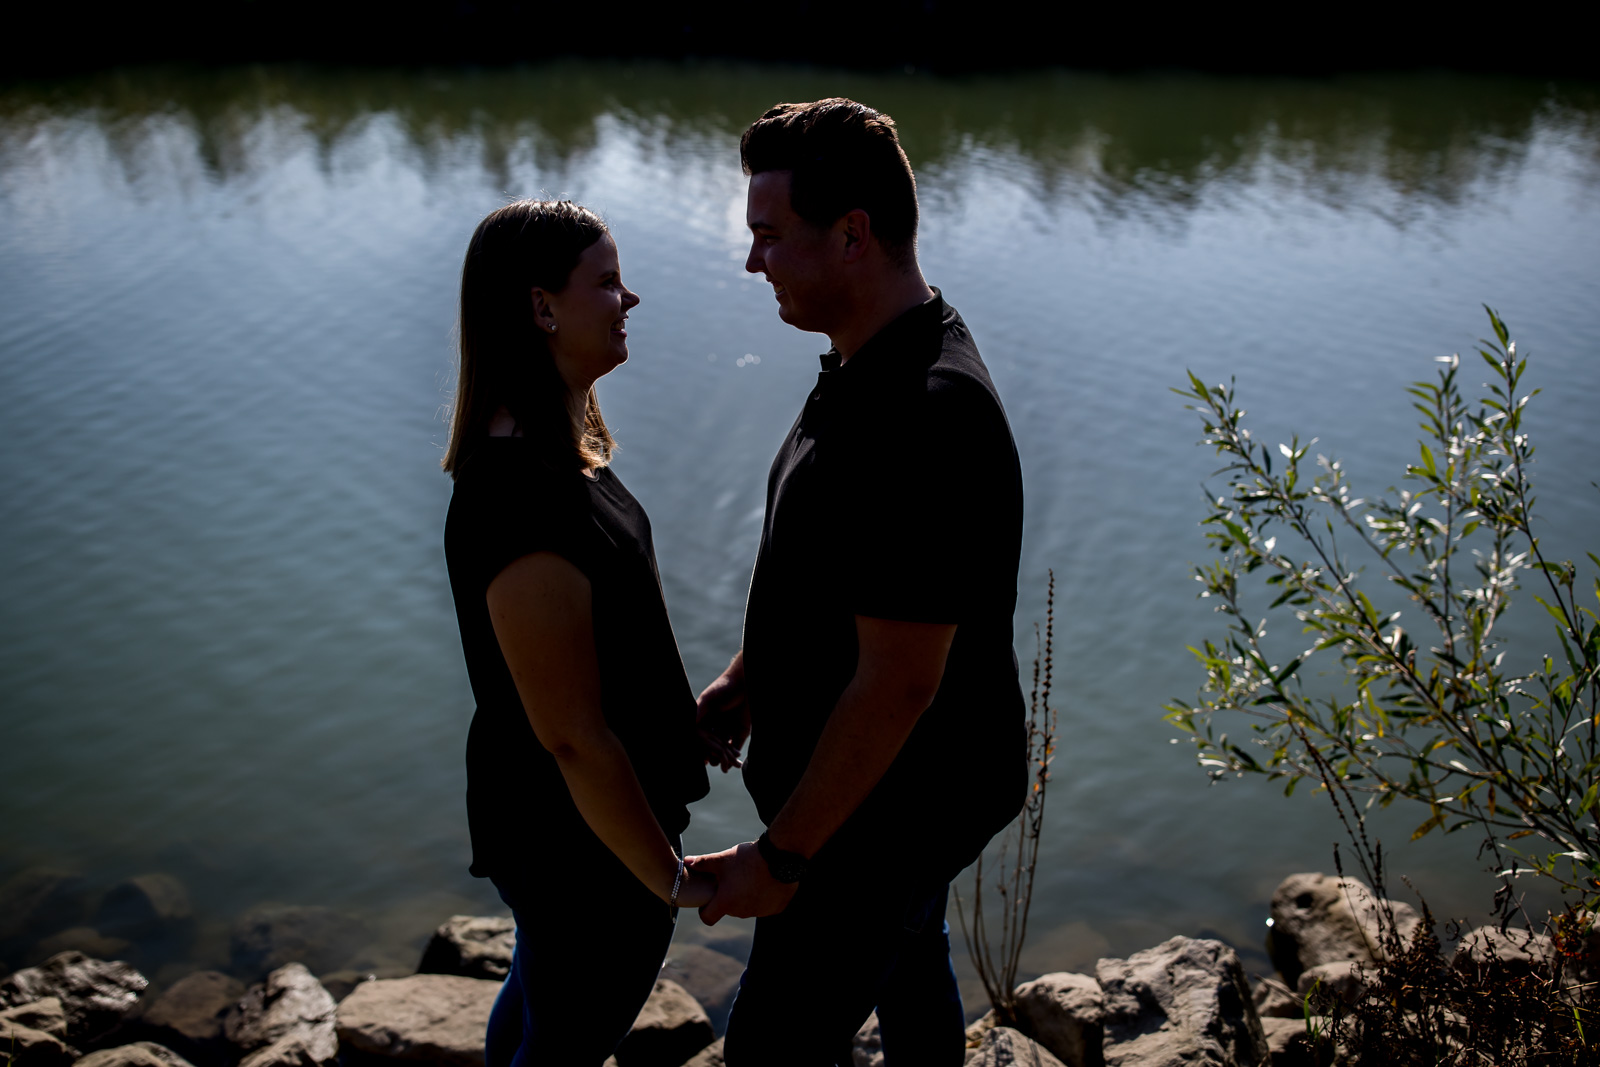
{"left": 441, "top": 199, "right": 715, "bottom": 1066}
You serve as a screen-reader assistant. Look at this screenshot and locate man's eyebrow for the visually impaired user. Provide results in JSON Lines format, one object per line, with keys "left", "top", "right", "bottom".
{"left": 748, "top": 219, "right": 776, "bottom": 232}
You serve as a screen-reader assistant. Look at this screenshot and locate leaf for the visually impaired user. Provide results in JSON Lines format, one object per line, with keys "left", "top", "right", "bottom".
{"left": 1412, "top": 810, "right": 1446, "bottom": 841}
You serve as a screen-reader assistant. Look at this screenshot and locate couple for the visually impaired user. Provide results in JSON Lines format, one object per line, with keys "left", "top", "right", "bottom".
{"left": 441, "top": 98, "right": 1026, "bottom": 1067}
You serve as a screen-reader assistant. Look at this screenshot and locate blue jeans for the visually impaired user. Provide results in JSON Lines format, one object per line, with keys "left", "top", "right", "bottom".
{"left": 722, "top": 876, "right": 966, "bottom": 1067}
{"left": 485, "top": 840, "right": 678, "bottom": 1067}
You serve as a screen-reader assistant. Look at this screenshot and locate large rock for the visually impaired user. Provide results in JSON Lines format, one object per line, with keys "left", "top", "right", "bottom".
{"left": 660, "top": 944, "right": 744, "bottom": 1034}
{"left": 851, "top": 1011, "right": 882, "bottom": 1067}
{"left": 968, "top": 1026, "right": 1068, "bottom": 1067}
{"left": 139, "top": 970, "right": 246, "bottom": 1063}
{"left": 336, "top": 973, "right": 499, "bottom": 1067}
{"left": 94, "top": 877, "right": 194, "bottom": 942}
{"left": 415, "top": 916, "right": 514, "bottom": 982}
{"left": 75, "top": 1041, "right": 196, "bottom": 1067}
{"left": 0, "top": 950, "right": 148, "bottom": 1046}
{"left": 1295, "top": 961, "right": 1362, "bottom": 1006}
{"left": 223, "top": 963, "right": 336, "bottom": 1065}
{"left": 613, "top": 979, "right": 714, "bottom": 1067}
{"left": 1267, "top": 874, "right": 1418, "bottom": 987}
{"left": 1096, "top": 936, "right": 1268, "bottom": 1067}
{"left": 229, "top": 906, "right": 369, "bottom": 979}
{"left": 1013, "top": 971, "right": 1105, "bottom": 1067}
{"left": 0, "top": 997, "right": 80, "bottom": 1067}
{"left": 1451, "top": 924, "right": 1555, "bottom": 977}
{"left": 1250, "top": 976, "right": 1300, "bottom": 1019}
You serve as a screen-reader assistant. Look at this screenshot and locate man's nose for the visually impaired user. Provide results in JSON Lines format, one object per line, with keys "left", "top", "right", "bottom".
{"left": 744, "top": 242, "right": 762, "bottom": 275}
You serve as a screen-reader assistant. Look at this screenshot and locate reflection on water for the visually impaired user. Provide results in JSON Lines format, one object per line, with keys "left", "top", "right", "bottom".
{"left": 2, "top": 62, "right": 1598, "bottom": 996}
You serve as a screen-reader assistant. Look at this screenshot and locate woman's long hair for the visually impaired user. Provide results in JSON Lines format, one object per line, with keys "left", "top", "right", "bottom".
{"left": 442, "top": 199, "right": 616, "bottom": 478}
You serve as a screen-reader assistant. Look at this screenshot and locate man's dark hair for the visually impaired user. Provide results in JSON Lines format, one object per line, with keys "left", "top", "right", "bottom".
{"left": 740, "top": 98, "right": 919, "bottom": 266}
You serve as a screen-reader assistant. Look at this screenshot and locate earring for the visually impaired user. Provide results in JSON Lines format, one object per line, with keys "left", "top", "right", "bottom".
{"left": 549, "top": 323, "right": 558, "bottom": 332}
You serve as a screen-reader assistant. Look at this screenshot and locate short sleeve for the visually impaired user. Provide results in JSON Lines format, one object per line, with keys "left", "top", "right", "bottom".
{"left": 445, "top": 447, "right": 594, "bottom": 598}
{"left": 843, "top": 376, "right": 1008, "bottom": 624}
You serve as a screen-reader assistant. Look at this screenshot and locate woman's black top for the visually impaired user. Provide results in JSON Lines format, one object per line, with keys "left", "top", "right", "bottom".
{"left": 444, "top": 439, "right": 709, "bottom": 887}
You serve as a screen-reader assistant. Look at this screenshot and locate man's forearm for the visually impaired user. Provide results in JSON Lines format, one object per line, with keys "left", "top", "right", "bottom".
{"left": 765, "top": 671, "right": 932, "bottom": 858}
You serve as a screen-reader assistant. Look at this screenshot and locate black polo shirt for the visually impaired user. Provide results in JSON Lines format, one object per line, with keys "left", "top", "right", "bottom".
{"left": 741, "top": 290, "right": 1026, "bottom": 882}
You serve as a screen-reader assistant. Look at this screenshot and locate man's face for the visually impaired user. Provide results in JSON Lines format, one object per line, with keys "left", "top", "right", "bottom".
{"left": 745, "top": 170, "right": 842, "bottom": 335}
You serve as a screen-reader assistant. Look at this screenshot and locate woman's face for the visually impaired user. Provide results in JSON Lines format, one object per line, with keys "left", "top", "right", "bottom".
{"left": 536, "top": 234, "right": 640, "bottom": 393}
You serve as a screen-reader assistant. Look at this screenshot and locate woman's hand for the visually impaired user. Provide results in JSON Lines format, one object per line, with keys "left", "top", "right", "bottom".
{"left": 672, "top": 866, "right": 718, "bottom": 910}
{"left": 696, "top": 652, "right": 750, "bottom": 772}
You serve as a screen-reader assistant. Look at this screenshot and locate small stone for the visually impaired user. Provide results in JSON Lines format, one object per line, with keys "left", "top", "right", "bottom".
{"left": 416, "top": 916, "right": 514, "bottom": 982}
{"left": 0, "top": 996, "right": 70, "bottom": 1038}
{"left": 336, "top": 973, "right": 500, "bottom": 1067}
{"left": 1295, "top": 961, "right": 1363, "bottom": 1006}
{"left": 229, "top": 906, "right": 369, "bottom": 979}
{"left": 94, "top": 877, "right": 194, "bottom": 942}
{"left": 968, "top": 1026, "right": 1068, "bottom": 1067}
{"left": 24, "top": 928, "right": 132, "bottom": 967}
{"left": 851, "top": 1011, "right": 882, "bottom": 1067}
{"left": 1012, "top": 971, "right": 1104, "bottom": 1067}
{"left": 0, "top": 951, "right": 148, "bottom": 1046}
{"left": 140, "top": 970, "right": 245, "bottom": 1062}
{"left": 683, "top": 1037, "right": 725, "bottom": 1067}
{"left": 1097, "top": 936, "right": 1268, "bottom": 1067}
{"left": 1251, "top": 975, "right": 1300, "bottom": 1019}
{"left": 237, "top": 1034, "right": 329, "bottom": 1067}
{"left": 74, "top": 1041, "right": 196, "bottom": 1067}
{"left": 315, "top": 970, "right": 375, "bottom": 1003}
{"left": 613, "top": 979, "right": 714, "bottom": 1067}
{"left": 223, "top": 963, "right": 336, "bottom": 1064}
{"left": 660, "top": 944, "right": 744, "bottom": 1034}
{"left": 965, "top": 1009, "right": 997, "bottom": 1048}
{"left": 1260, "top": 1017, "right": 1330, "bottom": 1067}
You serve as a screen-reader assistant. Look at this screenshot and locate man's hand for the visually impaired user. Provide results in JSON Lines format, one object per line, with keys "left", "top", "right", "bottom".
{"left": 696, "top": 653, "right": 750, "bottom": 772}
{"left": 686, "top": 842, "right": 797, "bottom": 924}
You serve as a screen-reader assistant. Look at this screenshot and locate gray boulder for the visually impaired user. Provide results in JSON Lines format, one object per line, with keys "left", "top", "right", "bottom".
{"left": 0, "top": 997, "right": 80, "bottom": 1067}
{"left": 613, "top": 978, "right": 714, "bottom": 1067}
{"left": 851, "top": 1011, "right": 882, "bottom": 1067}
{"left": 1451, "top": 924, "right": 1555, "bottom": 976}
{"left": 0, "top": 869, "right": 87, "bottom": 954}
{"left": 1012, "top": 971, "right": 1105, "bottom": 1067}
{"left": 94, "top": 876, "right": 194, "bottom": 942}
{"left": 223, "top": 963, "right": 336, "bottom": 1065}
{"left": 660, "top": 944, "right": 744, "bottom": 1034}
{"left": 0, "top": 950, "right": 148, "bottom": 1046}
{"left": 416, "top": 916, "right": 514, "bottom": 982}
{"left": 139, "top": 970, "right": 246, "bottom": 1063}
{"left": 1096, "top": 936, "right": 1268, "bottom": 1067}
{"left": 336, "top": 973, "right": 499, "bottom": 1067}
{"left": 75, "top": 1041, "right": 196, "bottom": 1067}
{"left": 968, "top": 1026, "right": 1068, "bottom": 1067}
{"left": 229, "top": 906, "right": 369, "bottom": 979}
{"left": 1267, "top": 873, "right": 1418, "bottom": 987}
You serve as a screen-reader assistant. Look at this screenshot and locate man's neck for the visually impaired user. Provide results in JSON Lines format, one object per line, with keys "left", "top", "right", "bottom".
{"left": 830, "top": 270, "right": 936, "bottom": 363}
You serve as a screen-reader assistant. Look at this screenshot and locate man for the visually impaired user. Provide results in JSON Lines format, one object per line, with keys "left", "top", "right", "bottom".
{"left": 689, "top": 98, "right": 1026, "bottom": 1067}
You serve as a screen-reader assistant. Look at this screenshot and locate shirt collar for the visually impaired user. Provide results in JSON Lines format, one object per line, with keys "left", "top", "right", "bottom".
{"left": 817, "top": 287, "right": 949, "bottom": 377}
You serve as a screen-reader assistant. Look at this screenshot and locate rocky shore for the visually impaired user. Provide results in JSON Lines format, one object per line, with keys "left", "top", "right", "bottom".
{"left": 0, "top": 867, "right": 1557, "bottom": 1067}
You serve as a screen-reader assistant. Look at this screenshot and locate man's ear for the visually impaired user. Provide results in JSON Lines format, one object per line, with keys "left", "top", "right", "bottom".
{"left": 529, "top": 287, "right": 556, "bottom": 331}
{"left": 838, "top": 209, "right": 873, "bottom": 264}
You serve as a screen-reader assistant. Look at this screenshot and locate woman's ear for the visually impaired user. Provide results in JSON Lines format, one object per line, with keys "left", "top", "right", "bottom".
{"left": 530, "top": 287, "right": 557, "bottom": 333}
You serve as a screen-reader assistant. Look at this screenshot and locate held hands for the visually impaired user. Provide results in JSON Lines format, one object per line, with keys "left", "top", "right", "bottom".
{"left": 685, "top": 842, "right": 798, "bottom": 925}
{"left": 696, "top": 656, "right": 750, "bottom": 772}
{"left": 670, "top": 865, "right": 718, "bottom": 911}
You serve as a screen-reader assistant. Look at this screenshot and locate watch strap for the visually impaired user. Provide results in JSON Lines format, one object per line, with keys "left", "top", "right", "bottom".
{"left": 756, "top": 831, "right": 808, "bottom": 884}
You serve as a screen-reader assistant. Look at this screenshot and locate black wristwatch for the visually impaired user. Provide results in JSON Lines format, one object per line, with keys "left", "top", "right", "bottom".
{"left": 756, "top": 831, "right": 808, "bottom": 884}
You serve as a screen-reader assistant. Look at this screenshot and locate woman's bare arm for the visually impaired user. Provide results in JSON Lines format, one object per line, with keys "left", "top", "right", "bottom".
{"left": 487, "top": 550, "right": 713, "bottom": 907}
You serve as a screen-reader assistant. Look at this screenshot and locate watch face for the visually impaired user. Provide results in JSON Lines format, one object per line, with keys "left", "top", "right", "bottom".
{"left": 759, "top": 833, "right": 807, "bottom": 883}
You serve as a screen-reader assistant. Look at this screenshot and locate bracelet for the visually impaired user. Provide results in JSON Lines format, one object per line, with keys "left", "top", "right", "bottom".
{"left": 669, "top": 854, "right": 686, "bottom": 908}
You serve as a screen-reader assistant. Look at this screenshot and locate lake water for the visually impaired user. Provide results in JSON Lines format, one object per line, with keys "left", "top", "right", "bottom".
{"left": 2, "top": 63, "right": 1598, "bottom": 999}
